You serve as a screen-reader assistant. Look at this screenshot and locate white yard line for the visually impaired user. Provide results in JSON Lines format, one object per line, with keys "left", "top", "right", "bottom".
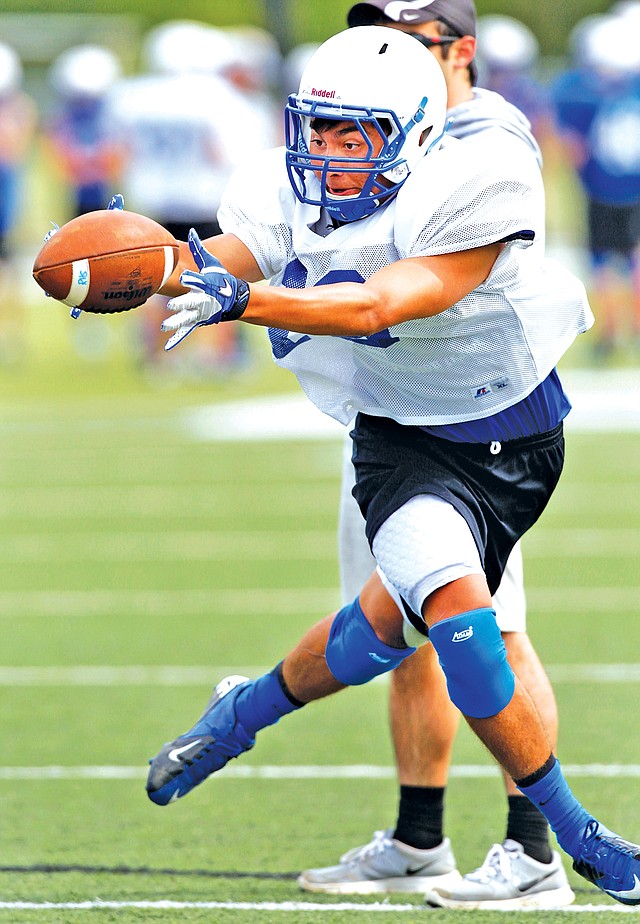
{"left": 185, "top": 371, "right": 640, "bottom": 442}
{"left": 0, "top": 663, "right": 639, "bottom": 686}
{"left": 0, "top": 899, "right": 635, "bottom": 912}
{"left": 0, "top": 528, "right": 637, "bottom": 562}
{"left": 2, "top": 764, "right": 640, "bottom": 781}
{"left": 0, "top": 586, "right": 638, "bottom": 618}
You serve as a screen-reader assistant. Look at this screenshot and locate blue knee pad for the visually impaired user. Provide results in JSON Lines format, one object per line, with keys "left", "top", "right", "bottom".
{"left": 326, "top": 598, "right": 416, "bottom": 686}
{"left": 428, "top": 607, "right": 515, "bottom": 718}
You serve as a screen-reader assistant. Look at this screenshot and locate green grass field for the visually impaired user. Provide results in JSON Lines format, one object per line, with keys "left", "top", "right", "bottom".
{"left": 0, "top": 312, "right": 639, "bottom": 923}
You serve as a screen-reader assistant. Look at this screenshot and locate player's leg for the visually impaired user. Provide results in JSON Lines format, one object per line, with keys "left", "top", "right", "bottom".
{"left": 369, "top": 495, "right": 640, "bottom": 908}
{"left": 146, "top": 569, "right": 420, "bottom": 806}
{"left": 585, "top": 200, "right": 627, "bottom": 361}
{"left": 339, "top": 429, "right": 459, "bottom": 785}
{"left": 632, "top": 241, "right": 640, "bottom": 341}
{"left": 145, "top": 613, "right": 340, "bottom": 805}
{"left": 337, "top": 430, "right": 377, "bottom": 602}
{"left": 432, "top": 543, "right": 571, "bottom": 909}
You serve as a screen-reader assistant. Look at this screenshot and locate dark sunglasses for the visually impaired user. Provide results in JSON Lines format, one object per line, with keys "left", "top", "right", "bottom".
{"left": 408, "top": 33, "right": 460, "bottom": 49}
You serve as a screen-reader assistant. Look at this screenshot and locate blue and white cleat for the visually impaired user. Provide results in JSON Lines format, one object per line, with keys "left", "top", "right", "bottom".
{"left": 146, "top": 675, "right": 254, "bottom": 805}
{"left": 573, "top": 819, "right": 640, "bottom": 905}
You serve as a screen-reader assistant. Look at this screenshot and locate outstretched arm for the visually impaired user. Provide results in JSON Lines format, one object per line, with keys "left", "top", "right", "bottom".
{"left": 163, "top": 233, "right": 503, "bottom": 348}
{"left": 242, "top": 243, "right": 502, "bottom": 336}
{"left": 159, "top": 232, "right": 265, "bottom": 296}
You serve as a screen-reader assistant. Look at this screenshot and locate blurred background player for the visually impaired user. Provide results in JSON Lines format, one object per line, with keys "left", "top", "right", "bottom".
{"left": 43, "top": 44, "right": 125, "bottom": 362}
{"left": 0, "top": 41, "right": 37, "bottom": 362}
{"left": 107, "top": 20, "right": 280, "bottom": 376}
{"left": 45, "top": 44, "right": 124, "bottom": 220}
{"left": 223, "top": 25, "right": 283, "bottom": 138}
{"left": 550, "top": 10, "right": 640, "bottom": 362}
{"left": 474, "top": 16, "right": 549, "bottom": 144}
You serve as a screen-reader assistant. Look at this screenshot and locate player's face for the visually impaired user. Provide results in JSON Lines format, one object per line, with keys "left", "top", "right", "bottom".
{"left": 308, "top": 120, "right": 388, "bottom": 198}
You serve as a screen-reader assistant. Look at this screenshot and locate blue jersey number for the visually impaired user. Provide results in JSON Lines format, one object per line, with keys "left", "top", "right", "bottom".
{"left": 268, "top": 263, "right": 399, "bottom": 358}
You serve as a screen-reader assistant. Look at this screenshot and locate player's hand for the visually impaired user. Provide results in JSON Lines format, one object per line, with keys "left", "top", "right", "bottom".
{"left": 162, "top": 229, "right": 249, "bottom": 351}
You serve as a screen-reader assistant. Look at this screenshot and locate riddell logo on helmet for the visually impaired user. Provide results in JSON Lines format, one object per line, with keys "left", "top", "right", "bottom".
{"left": 311, "top": 87, "right": 336, "bottom": 99}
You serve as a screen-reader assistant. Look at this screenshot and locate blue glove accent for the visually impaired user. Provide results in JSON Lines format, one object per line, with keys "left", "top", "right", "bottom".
{"left": 325, "top": 597, "right": 416, "bottom": 685}
{"left": 162, "top": 229, "right": 250, "bottom": 350}
{"left": 107, "top": 194, "right": 124, "bottom": 211}
{"left": 428, "top": 607, "right": 515, "bottom": 718}
{"left": 179, "top": 228, "right": 241, "bottom": 319}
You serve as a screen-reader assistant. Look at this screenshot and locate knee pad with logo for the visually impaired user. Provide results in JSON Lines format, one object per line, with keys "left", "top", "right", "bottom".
{"left": 428, "top": 607, "right": 515, "bottom": 718}
{"left": 325, "top": 597, "right": 416, "bottom": 686}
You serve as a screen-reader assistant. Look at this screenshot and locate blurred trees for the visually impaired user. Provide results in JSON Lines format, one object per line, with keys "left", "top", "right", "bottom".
{"left": 0, "top": 0, "right": 617, "bottom": 56}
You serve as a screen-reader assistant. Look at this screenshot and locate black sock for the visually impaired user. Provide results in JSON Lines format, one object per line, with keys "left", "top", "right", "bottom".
{"left": 393, "top": 785, "right": 445, "bottom": 850}
{"left": 506, "top": 794, "right": 553, "bottom": 864}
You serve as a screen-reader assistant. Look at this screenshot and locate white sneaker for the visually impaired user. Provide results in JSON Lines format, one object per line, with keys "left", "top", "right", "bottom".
{"left": 426, "top": 839, "right": 575, "bottom": 910}
{"left": 298, "top": 829, "right": 461, "bottom": 895}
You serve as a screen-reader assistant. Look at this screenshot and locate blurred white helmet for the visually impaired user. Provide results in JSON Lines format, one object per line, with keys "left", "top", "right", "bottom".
{"left": 476, "top": 15, "right": 539, "bottom": 71}
{"left": 574, "top": 13, "right": 640, "bottom": 77}
{"left": 285, "top": 27, "right": 447, "bottom": 222}
{"left": 612, "top": 0, "right": 640, "bottom": 22}
{"left": 142, "top": 20, "right": 236, "bottom": 76}
{"left": 0, "top": 42, "right": 22, "bottom": 96}
{"left": 50, "top": 45, "right": 121, "bottom": 98}
{"left": 282, "top": 42, "right": 320, "bottom": 97}
{"left": 224, "top": 26, "right": 282, "bottom": 89}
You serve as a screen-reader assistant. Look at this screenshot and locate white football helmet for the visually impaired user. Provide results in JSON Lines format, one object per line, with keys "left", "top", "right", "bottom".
{"left": 0, "top": 42, "right": 22, "bottom": 96}
{"left": 142, "top": 21, "right": 236, "bottom": 77}
{"left": 50, "top": 45, "right": 121, "bottom": 98}
{"left": 572, "top": 13, "right": 640, "bottom": 77}
{"left": 476, "top": 15, "right": 539, "bottom": 72}
{"left": 285, "top": 26, "right": 447, "bottom": 222}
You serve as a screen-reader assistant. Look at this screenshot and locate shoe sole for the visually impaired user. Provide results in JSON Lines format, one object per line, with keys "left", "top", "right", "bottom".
{"left": 298, "top": 869, "right": 462, "bottom": 895}
{"left": 425, "top": 884, "right": 575, "bottom": 910}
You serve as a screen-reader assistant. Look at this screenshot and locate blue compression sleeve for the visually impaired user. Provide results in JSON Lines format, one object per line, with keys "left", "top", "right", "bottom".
{"left": 518, "top": 757, "right": 593, "bottom": 857}
{"left": 234, "top": 666, "right": 300, "bottom": 736}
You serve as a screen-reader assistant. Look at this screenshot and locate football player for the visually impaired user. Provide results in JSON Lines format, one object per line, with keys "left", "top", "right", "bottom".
{"left": 150, "top": 0, "right": 567, "bottom": 907}
{"left": 145, "top": 24, "right": 640, "bottom": 909}
{"left": 296, "top": 0, "right": 569, "bottom": 908}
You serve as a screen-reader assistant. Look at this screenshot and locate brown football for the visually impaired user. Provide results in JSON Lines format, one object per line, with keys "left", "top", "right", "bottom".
{"left": 33, "top": 209, "right": 179, "bottom": 314}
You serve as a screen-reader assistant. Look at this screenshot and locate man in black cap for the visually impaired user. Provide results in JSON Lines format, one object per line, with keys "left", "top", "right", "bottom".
{"left": 298, "top": 0, "right": 573, "bottom": 909}
{"left": 348, "top": 0, "right": 477, "bottom": 50}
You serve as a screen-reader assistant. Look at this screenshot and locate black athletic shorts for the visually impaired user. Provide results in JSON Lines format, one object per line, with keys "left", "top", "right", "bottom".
{"left": 587, "top": 199, "right": 640, "bottom": 259}
{"left": 350, "top": 414, "right": 565, "bottom": 596}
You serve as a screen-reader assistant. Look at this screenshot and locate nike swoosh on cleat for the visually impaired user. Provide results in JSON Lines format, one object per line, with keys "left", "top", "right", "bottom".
{"left": 168, "top": 790, "right": 182, "bottom": 803}
{"left": 517, "top": 869, "right": 557, "bottom": 893}
{"left": 168, "top": 740, "right": 203, "bottom": 762}
{"left": 604, "top": 874, "right": 640, "bottom": 902}
{"left": 406, "top": 865, "right": 434, "bottom": 876}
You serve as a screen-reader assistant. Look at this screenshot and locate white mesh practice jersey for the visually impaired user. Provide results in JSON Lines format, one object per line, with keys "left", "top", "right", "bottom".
{"left": 218, "top": 136, "right": 593, "bottom": 426}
